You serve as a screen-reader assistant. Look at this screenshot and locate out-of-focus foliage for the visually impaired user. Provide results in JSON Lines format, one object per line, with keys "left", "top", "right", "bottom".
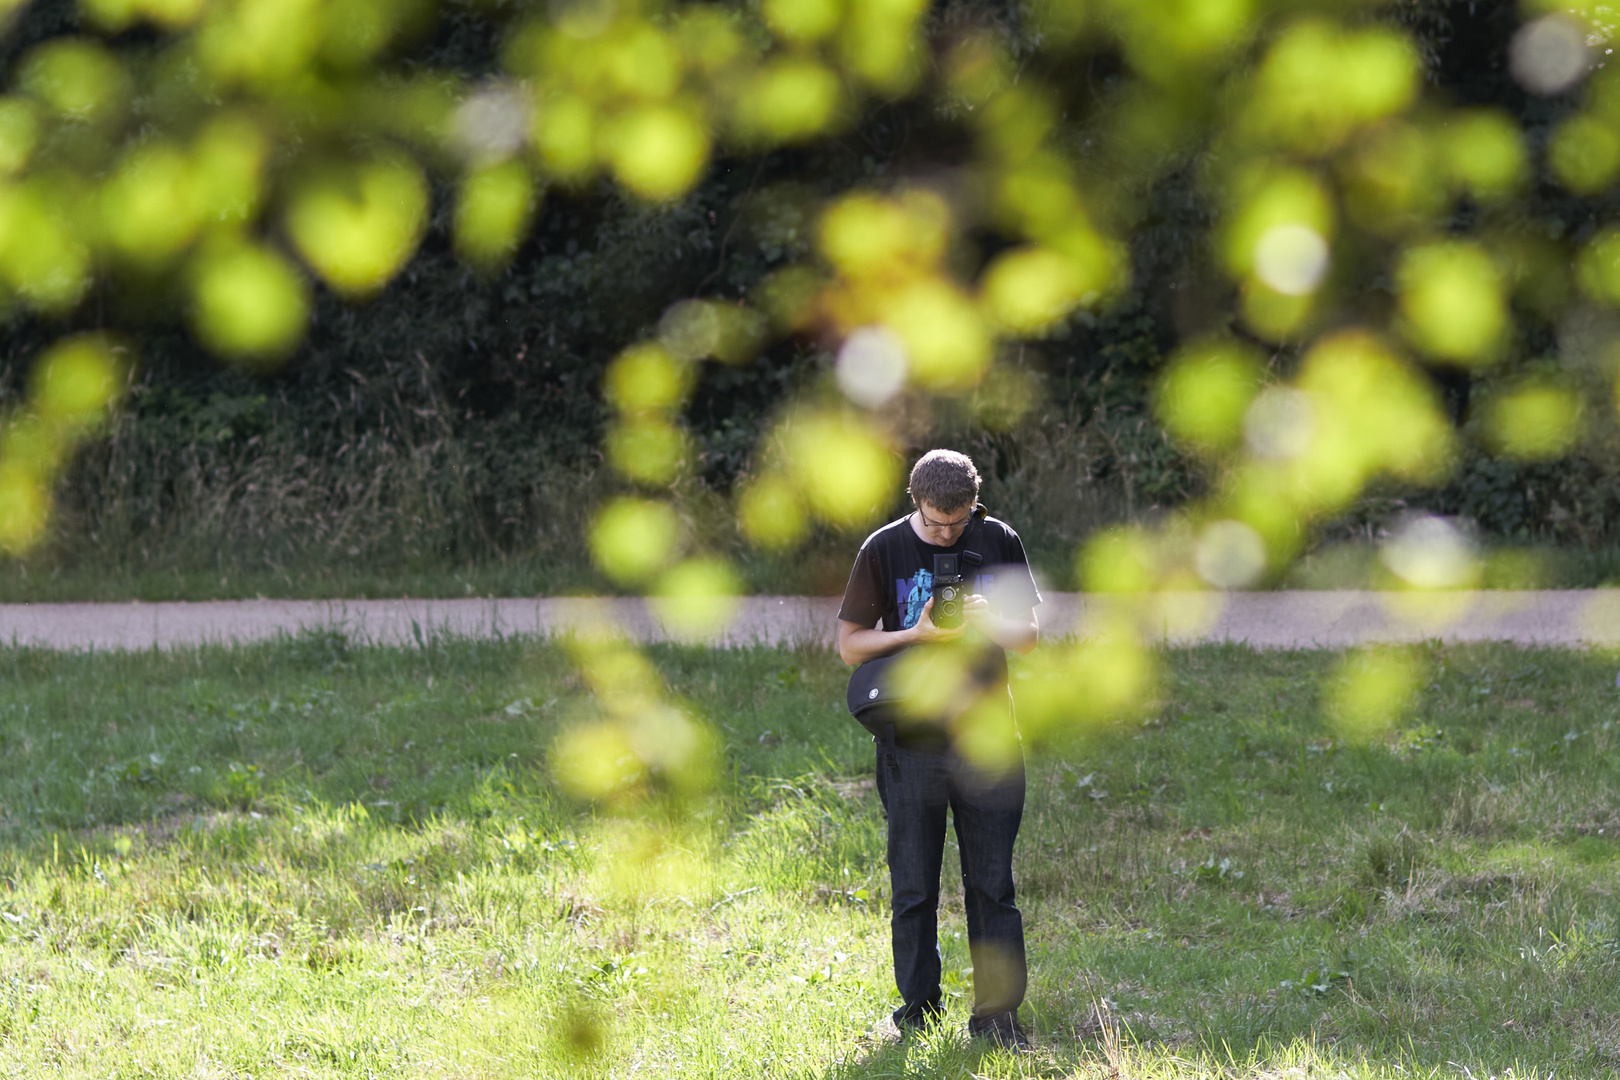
{"left": 1327, "top": 647, "right": 1424, "bottom": 744}
{"left": 12, "top": 0, "right": 1620, "bottom": 1000}
{"left": 0, "top": 334, "right": 125, "bottom": 549}
{"left": 5, "top": 0, "right": 1618, "bottom": 579}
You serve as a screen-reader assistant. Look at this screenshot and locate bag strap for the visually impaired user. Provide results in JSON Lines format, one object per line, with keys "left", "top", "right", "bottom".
{"left": 880, "top": 721, "right": 900, "bottom": 780}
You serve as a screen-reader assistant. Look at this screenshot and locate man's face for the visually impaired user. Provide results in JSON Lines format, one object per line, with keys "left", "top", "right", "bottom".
{"left": 915, "top": 500, "right": 972, "bottom": 546}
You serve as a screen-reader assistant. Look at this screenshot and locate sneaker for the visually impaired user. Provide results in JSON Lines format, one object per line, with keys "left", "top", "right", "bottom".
{"left": 969, "top": 1011, "right": 1031, "bottom": 1052}
{"left": 896, "top": 1006, "right": 944, "bottom": 1036}
{"left": 872, "top": 1009, "right": 940, "bottom": 1045}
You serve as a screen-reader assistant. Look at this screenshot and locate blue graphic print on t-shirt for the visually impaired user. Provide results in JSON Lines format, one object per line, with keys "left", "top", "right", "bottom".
{"left": 899, "top": 569, "right": 932, "bottom": 629}
{"left": 896, "top": 569, "right": 998, "bottom": 628}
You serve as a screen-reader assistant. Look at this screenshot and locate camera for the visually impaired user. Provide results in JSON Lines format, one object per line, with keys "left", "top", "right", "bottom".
{"left": 932, "top": 554, "right": 965, "bottom": 629}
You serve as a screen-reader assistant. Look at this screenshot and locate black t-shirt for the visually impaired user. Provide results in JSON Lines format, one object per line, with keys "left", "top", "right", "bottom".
{"left": 838, "top": 511, "right": 1042, "bottom": 634}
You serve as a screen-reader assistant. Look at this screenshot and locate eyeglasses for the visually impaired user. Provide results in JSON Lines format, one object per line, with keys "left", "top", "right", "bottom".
{"left": 918, "top": 508, "right": 972, "bottom": 529}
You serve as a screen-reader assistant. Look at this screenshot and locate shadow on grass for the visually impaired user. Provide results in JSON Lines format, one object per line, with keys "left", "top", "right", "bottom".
{"left": 0, "top": 629, "right": 868, "bottom": 848}
{"left": 824, "top": 1035, "right": 994, "bottom": 1080}
{"left": 823, "top": 1023, "right": 1133, "bottom": 1080}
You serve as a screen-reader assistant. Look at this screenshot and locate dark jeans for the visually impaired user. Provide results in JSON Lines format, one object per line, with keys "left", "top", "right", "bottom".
{"left": 875, "top": 732, "right": 1026, "bottom": 1028}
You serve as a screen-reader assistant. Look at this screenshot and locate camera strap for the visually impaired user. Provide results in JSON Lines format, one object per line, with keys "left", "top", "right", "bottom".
{"left": 960, "top": 503, "right": 988, "bottom": 575}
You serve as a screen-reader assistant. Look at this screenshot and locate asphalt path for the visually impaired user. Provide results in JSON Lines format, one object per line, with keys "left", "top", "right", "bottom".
{"left": 2, "top": 591, "right": 1620, "bottom": 651}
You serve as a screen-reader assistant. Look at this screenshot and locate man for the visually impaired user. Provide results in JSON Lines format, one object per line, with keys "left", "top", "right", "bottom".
{"left": 836, "top": 449, "right": 1041, "bottom": 1050}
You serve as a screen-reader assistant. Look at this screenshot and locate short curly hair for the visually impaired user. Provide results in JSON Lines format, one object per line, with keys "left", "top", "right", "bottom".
{"left": 907, "top": 449, "right": 980, "bottom": 512}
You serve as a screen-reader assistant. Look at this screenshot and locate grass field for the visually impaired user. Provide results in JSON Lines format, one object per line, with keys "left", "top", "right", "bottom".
{"left": 0, "top": 634, "right": 1616, "bottom": 1077}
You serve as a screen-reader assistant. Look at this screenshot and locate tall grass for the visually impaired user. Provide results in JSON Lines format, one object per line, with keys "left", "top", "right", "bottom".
{"left": 9, "top": 367, "right": 1166, "bottom": 599}
{"left": 47, "top": 357, "right": 606, "bottom": 589}
{"left": 16, "top": 353, "right": 1620, "bottom": 600}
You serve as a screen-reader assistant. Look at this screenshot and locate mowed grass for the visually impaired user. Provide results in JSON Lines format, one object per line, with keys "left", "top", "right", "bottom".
{"left": 0, "top": 636, "right": 1617, "bottom": 1078}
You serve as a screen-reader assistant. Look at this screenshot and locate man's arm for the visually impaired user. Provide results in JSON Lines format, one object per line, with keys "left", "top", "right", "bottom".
{"left": 965, "top": 596, "right": 1039, "bottom": 655}
{"left": 837, "top": 597, "right": 964, "bottom": 666}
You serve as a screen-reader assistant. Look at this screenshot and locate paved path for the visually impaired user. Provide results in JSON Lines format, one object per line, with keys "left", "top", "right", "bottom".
{"left": 3, "top": 591, "right": 1620, "bottom": 651}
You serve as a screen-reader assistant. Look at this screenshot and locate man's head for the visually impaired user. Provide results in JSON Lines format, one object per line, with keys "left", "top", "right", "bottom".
{"left": 908, "top": 449, "right": 980, "bottom": 545}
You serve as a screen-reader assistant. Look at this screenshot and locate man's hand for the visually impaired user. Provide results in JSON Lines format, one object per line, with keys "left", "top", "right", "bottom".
{"left": 965, "top": 594, "right": 1039, "bottom": 654}
{"left": 910, "top": 596, "right": 966, "bottom": 644}
{"left": 837, "top": 596, "right": 966, "bottom": 665}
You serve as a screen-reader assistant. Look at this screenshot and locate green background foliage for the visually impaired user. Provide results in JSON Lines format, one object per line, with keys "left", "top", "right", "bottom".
{"left": 3, "top": 0, "right": 1620, "bottom": 593}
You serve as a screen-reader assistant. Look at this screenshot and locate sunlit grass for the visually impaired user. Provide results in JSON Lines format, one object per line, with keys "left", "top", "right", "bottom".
{"left": 0, "top": 636, "right": 1616, "bottom": 1076}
